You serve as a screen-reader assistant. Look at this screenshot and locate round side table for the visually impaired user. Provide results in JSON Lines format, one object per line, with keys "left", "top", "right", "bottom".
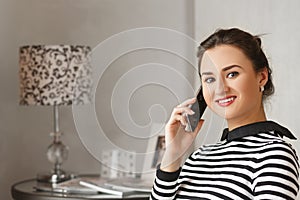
{"left": 11, "top": 178, "right": 149, "bottom": 200}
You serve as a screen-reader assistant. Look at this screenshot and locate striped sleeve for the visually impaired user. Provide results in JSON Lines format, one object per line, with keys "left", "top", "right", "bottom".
{"left": 253, "top": 141, "right": 299, "bottom": 200}
{"left": 150, "top": 165, "right": 181, "bottom": 200}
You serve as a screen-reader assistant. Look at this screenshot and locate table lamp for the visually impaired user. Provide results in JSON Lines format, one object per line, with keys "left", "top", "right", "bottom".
{"left": 19, "top": 45, "right": 92, "bottom": 183}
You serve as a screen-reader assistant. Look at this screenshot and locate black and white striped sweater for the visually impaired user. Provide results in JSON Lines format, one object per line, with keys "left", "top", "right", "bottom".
{"left": 151, "top": 121, "right": 299, "bottom": 200}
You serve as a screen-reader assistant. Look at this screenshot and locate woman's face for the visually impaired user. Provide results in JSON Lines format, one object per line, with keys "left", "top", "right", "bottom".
{"left": 200, "top": 45, "right": 267, "bottom": 123}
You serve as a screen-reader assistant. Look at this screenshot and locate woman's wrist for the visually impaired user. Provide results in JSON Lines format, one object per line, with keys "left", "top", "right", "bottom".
{"left": 160, "top": 160, "right": 181, "bottom": 172}
{"left": 160, "top": 150, "right": 182, "bottom": 172}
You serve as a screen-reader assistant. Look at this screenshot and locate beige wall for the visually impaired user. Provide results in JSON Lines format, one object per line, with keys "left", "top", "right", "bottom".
{"left": 1, "top": 0, "right": 195, "bottom": 199}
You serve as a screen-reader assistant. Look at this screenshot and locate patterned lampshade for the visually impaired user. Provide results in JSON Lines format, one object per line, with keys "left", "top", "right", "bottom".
{"left": 19, "top": 45, "right": 92, "bottom": 106}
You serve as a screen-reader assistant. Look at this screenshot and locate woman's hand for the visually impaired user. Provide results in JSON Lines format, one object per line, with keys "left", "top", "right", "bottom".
{"left": 160, "top": 98, "right": 204, "bottom": 172}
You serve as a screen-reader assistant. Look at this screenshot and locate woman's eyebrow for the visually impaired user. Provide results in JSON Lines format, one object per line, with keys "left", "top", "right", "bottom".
{"left": 222, "top": 65, "right": 242, "bottom": 72}
{"left": 201, "top": 71, "right": 213, "bottom": 76}
{"left": 201, "top": 65, "right": 242, "bottom": 76}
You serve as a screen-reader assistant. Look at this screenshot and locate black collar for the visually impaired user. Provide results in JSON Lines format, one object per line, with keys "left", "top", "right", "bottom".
{"left": 221, "top": 121, "right": 297, "bottom": 141}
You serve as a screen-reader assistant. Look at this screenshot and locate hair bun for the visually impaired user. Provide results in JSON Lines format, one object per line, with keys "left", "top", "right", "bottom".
{"left": 254, "top": 36, "right": 262, "bottom": 47}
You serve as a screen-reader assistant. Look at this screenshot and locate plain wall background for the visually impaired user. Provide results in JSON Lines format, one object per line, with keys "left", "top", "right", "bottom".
{"left": 1, "top": 0, "right": 195, "bottom": 199}
{"left": 1, "top": 0, "right": 299, "bottom": 199}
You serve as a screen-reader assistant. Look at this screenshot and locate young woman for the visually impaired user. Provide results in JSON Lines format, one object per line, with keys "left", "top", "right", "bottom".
{"left": 150, "top": 28, "right": 299, "bottom": 200}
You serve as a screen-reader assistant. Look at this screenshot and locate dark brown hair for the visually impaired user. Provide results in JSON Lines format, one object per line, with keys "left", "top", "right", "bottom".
{"left": 198, "top": 28, "right": 274, "bottom": 100}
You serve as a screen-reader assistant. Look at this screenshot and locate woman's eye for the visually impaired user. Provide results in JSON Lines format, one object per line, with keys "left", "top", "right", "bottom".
{"left": 204, "top": 77, "right": 215, "bottom": 83}
{"left": 227, "top": 72, "right": 239, "bottom": 79}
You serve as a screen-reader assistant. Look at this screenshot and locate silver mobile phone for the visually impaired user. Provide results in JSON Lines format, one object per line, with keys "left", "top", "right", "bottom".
{"left": 185, "top": 87, "right": 207, "bottom": 132}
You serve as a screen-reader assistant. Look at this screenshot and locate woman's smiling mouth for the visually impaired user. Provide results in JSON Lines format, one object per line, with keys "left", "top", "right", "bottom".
{"left": 216, "top": 96, "right": 236, "bottom": 107}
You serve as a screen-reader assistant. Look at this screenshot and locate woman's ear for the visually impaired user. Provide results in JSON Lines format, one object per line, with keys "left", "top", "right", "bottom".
{"left": 258, "top": 67, "right": 269, "bottom": 87}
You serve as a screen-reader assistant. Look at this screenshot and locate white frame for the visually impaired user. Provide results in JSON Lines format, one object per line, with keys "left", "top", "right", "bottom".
{"left": 142, "top": 123, "right": 165, "bottom": 179}
{"left": 150, "top": 134, "right": 166, "bottom": 169}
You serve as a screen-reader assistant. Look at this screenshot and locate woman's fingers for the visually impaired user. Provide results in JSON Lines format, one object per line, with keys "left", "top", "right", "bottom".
{"left": 173, "top": 98, "right": 197, "bottom": 116}
{"left": 173, "top": 106, "right": 195, "bottom": 116}
{"left": 166, "top": 97, "right": 197, "bottom": 127}
{"left": 166, "top": 97, "right": 200, "bottom": 134}
{"left": 171, "top": 107, "right": 195, "bottom": 126}
{"left": 177, "top": 97, "right": 197, "bottom": 108}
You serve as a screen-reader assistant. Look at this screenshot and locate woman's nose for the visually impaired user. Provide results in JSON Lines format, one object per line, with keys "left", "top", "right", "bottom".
{"left": 215, "top": 78, "right": 229, "bottom": 96}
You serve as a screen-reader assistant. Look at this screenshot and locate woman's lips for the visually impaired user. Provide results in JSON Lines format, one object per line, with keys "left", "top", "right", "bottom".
{"left": 216, "top": 96, "right": 236, "bottom": 107}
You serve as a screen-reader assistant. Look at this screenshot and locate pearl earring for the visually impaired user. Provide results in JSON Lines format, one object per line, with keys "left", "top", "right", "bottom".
{"left": 260, "top": 85, "right": 264, "bottom": 92}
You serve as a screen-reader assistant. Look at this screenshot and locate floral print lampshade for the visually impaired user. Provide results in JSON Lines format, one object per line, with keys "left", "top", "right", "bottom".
{"left": 19, "top": 45, "right": 92, "bottom": 106}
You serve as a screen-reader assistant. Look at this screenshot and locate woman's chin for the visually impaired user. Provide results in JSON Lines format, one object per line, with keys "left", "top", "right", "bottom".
{"left": 213, "top": 108, "right": 235, "bottom": 120}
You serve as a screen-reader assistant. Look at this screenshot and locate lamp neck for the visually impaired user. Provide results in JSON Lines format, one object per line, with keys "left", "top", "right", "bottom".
{"left": 54, "top": 105, "right": 60, "bottom": 133}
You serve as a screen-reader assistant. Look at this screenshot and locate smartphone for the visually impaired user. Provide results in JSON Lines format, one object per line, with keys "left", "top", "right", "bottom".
{"left": 185, "top": 87, "right": 207, "bottom": 132}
